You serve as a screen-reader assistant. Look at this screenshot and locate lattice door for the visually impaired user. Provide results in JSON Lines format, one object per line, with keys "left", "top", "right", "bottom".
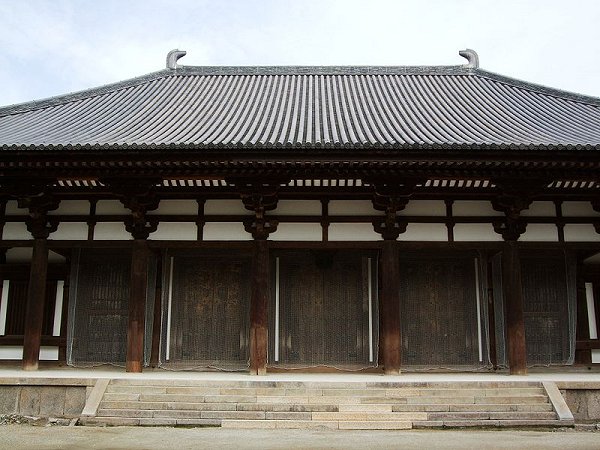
{"left": 400, "top": 255, "right": 484, "bottom": 368}
{"left": 272, "top": 251, "right": 376, "bottom": 368}
{"left": 161, "top": 252, "right": 251, "bottom": 370}
{"left": 521, "top": 254, "right": 575, "bottom": 365}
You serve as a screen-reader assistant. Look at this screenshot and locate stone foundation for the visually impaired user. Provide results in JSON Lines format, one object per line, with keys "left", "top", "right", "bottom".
{"left": 0, "top": 379, "right": 92, "bottom": 418}
{"left": 562, "top": 390, "right": 600, "bottom": 423}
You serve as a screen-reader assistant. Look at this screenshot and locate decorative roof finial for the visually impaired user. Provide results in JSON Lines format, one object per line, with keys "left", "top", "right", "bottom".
{"left": 166, "top": 49, "right": 187, "bottom": 70}
{"left": 459, "top": 49, "right": 479, "bottom": 69}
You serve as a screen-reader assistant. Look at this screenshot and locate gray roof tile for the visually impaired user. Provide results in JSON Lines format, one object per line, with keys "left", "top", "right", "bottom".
{"left": 1, "top": 65, "right": 600, "bottom": 150}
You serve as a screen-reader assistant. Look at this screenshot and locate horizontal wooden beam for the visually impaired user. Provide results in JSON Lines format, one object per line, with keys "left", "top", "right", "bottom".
{"left": 0, "top": 335, "right": 66, "bottom": 346}
{"left": 576, "top": 339, "right": 600, "bottom": 350}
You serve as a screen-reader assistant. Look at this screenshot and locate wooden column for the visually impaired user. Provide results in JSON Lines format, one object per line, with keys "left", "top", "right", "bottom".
{"left": 371, "top": 182, "right": 411, "bottom": 375}
{"left": 18, "top": 191, "right": 58, "bottom": 371}
{"left": 238, "top": 182, "right": 280, "bottom": 375}
{"left": 492, "top": 181, "right": 541, "bottom": 376}
{"left": 22, "top": 238, "right": 49, "bottom": 371}
{"left": 501, "top": 241, "right": 527, "bottom": 375}
{"left": 380, "top": 240, "right": 401, "bottom": 374}
{"left": 104, "top": 177, "right": 160, "bottom": 373}
{"left": 127, "top": 239, "right": 149, "bottom": 373}
{"left": 250, "top": 240, "right": 269, "bottom": 375}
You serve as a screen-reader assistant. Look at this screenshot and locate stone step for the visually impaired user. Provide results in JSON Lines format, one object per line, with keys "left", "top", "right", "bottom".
{"left": 235, "top": 403, "right": 338, "bottom": 412}
{"left": 311, "top": 412, "right": 428, "bottom": 421}
{"left": 97, "top": 408, "right": 266, "bottom": 420}
{"left": 107, "top": 379, "right": 541, "bottom": 389}
{"left": 99, "top": 401, "right": 239, "bottom": 411}
{"left": 87, "top": 380, "right": 567, "bottom": 430}
{"left": 220, "top": 419, "right": 412, "bottom": 430}
{"left": 391, "top": 403, "right": 554, "bottom": 412}
{"left": 427, "top": 411, "right": 557, "bottom": 420}
{"left": 105, "top": 384, "right": 545, "bottom": 397}
{"left": 412, "top": 419, "right": 566, "bottom": 428}
{"left": 83, "top": 416, "right": 221, "bottom": 427}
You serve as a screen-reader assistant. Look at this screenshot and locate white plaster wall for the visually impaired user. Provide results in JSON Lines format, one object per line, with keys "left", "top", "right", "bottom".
{"left": 50, "top": 222, "right": 88, "bottom": 240}
{"left": 48, "top": 200, "right": 90, "bottom": 215}
{"left": 204, "top": 200, "right": 253, "bottom": 215}
{"left": 329, "top": 200, "right": 378, "bottom": 216}
{"left": 93, "top": 222, "right": 132, "bottom": 240}
{"left": 329, "top": 223, "right": 381, "bottom": 241}
{"left": 398, "top": 223, "right": 448, "bottom": 241}
{"left": 562, "top": 201, "right": 600, "bottom": 217}
{"left": 0, "top": 346, "right": 58, "bottom": 360}
{"left": 149, "top": 222, "right": 197, "bottom": 240}
{"left": 270, "top": 223, "right": 321, "bottom": 241}
{"left": 453, "top": 224, "right": 503, "bottom": 241}
{"left": 520, "top": 201, "right": 556, "bottom": 217}
{"left": 564, "top": 224, "right": 600, "bottom": 242}
{"left": 398, "top": 200, "right": 446, "bottom": 216}
{"left": 520, "top": 224, "right": 559, "bottom": 242}
{"left": 274, "top": 200, "right": 321, "bottom": 216}
{"left": 2, "top": 223, "right": 32, "bottom": 240}
{"left": 203, "top": 222, "right": 251, "bottom": 240}
{"left": 147, "top": 200, "right": 198, "bottom": 215}
{"left": 4, "top": 200, "right": 27, "bottom": 215}
{"left": 453, "top": 201, "right": 503, "bottom": 217}
{"left": 95, "top": 200, "right": 129, "bottom": 215}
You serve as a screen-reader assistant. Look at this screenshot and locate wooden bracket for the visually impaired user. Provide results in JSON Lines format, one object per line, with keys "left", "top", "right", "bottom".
{"left": 18, "top": 193, "right": 60, "bottom": 240}
{"left": 235, "top": 180, "right": 284, "bottom": 240}
{"left": 371, "top": 179, "right": 418, "bottom": 240}
{"left": 102, "top": 177, "right": 161, "bottom": 240}
{"left": 491, "top": 178, "right": 547, "bottom": 241}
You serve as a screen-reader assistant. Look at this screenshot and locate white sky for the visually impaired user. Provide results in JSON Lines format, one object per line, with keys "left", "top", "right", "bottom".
{"left": 0, "top": 0, "right": 599, "bottom": 106}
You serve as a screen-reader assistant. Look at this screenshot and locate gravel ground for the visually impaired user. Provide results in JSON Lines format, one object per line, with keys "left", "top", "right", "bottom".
{"left": 1, "top": 425, "right": 600, "bottom": 450}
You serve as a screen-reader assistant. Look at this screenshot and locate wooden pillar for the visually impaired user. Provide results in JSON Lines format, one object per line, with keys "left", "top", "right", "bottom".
{"left": 502, "top": 241, "right": 527, "bottom": 375}
{"left": 249, "top": 240, "right": 269, "bottom": 375}
{"left": 371, "top": 184, "right": 410, "bottom": 374}
{"left": 22, "top": 238, "right": 49, "bottom": 371}
{"left": 126, "top": 239, "right": 149, "bottom": 373}
{"left": 380, "top": 240, "right": 401, "bottom": 374}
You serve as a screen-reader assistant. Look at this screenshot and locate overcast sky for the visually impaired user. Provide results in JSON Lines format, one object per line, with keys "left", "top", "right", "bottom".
{"left": 0, "top": 0, "right": 599, "bottom": 106}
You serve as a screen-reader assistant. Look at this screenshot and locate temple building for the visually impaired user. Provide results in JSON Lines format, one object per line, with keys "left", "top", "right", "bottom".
{"left": 0, "top": 49, "right": 598, "bottom": 375}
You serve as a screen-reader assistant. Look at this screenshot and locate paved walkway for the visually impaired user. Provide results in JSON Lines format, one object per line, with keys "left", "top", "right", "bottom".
{"left": 1, "top": 425, "right": 598, "bottom": 449}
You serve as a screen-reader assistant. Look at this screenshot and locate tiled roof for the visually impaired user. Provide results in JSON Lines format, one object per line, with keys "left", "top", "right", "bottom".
{"left": 1, "top": 64, "right": 600, "bottom": 150}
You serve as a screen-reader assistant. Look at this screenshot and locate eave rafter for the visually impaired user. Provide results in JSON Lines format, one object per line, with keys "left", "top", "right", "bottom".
{"left": 1, "top": 150, "right": 600, "bottom": 179}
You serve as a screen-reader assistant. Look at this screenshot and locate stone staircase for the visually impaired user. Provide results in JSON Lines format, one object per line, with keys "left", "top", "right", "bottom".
{"left": 81, "top": 379, "right": 574, "bottom": 429}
